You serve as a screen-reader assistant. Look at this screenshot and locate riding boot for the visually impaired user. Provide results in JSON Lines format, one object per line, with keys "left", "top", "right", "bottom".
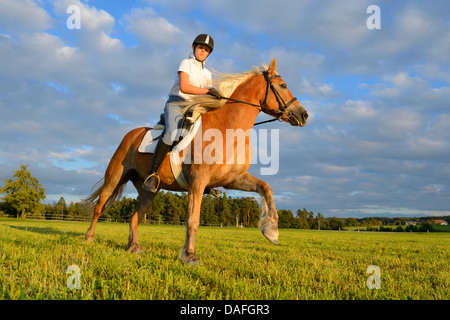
{"left": 143, "top": 139, "right": 172, "bottom": 193}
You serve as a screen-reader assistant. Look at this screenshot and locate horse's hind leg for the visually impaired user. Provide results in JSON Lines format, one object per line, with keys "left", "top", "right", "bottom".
{"left": 85, "top": 180, "right": 122, "bottom": 242}
{"left": 85, "top": 127, "right": 146, "bottom": 244}
{"left": 127, "top": 181, "right": 156, "bottom": 253}
{"left": 85, "top": 162, "right": 127, "bottom": 242}
{"left": 224, "top": 172, "right": 278, "bottom": 245}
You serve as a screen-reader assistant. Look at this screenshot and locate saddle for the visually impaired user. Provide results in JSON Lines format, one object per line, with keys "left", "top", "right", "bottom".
{"left": 138, "top": 111, "right": 201, "bottom": 190}
{"left": 138, "top": 110, "right": 196, "bottom": 152}
{"left": 155, "top": 111, "right": 195, "bottom": 144}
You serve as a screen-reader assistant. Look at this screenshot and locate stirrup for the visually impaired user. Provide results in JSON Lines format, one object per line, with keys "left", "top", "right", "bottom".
{"left": 143, "top": 173, "right": 160, "bottom": 192}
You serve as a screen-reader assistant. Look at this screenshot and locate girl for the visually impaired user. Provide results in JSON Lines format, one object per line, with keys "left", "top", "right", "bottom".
{"left": 143, "top": 34, "right": 221, "bottom": 193}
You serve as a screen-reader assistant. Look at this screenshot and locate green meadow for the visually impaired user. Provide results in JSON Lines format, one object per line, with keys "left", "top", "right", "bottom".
{"left": 0, "top": 217, "right": 448, "bottom": 300}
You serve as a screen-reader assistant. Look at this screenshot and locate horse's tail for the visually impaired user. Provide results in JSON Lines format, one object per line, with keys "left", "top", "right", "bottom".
{"left": 83, "top": 127, "right": 145, "bottom": 216}
{"left": 83, "top": 178, "right": 126, "bottom": 213}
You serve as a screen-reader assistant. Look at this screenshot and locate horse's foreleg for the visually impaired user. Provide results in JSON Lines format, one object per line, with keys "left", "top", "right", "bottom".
{"left": 225, "top": 172, "right": 278, "bottom": 245}
{"left": 180, "top": 175, "right": 207, "bottom": 265}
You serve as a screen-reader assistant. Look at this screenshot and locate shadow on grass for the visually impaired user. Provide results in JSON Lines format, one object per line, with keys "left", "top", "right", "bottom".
{"left": 4, "top": 224, "right": 128, "bottom": 251}
{"left": 5, "top": 224, "right": 84, "bottom": 237}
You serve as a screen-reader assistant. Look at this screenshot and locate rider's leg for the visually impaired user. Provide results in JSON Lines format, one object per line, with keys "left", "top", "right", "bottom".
{"left": 143, "top": 99, "right": 183, "bottom": 193}
{"left": 143, "top": 138, "right": 171, "bottom": 192}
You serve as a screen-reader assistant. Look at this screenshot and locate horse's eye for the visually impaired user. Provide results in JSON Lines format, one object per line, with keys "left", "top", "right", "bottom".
{"left": 280, "top": 83, "right": 287, "bottom": 89}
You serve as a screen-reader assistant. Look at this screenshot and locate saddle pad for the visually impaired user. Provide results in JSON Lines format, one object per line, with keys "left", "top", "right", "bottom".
{"left": 138, "top": 118, "right": 202, "bottom": 190}
{"left": 137, "top": 126, "right": 164, "bottom": 154}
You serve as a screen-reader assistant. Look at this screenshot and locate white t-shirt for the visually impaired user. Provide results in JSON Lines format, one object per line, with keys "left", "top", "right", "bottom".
{"left": 168, "top": 57, "right": 213, "bottom": 101}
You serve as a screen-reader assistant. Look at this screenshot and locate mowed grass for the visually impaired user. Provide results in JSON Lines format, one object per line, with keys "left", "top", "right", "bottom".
{"left": 0, "top": 217, "right": 448, "bottom": 300}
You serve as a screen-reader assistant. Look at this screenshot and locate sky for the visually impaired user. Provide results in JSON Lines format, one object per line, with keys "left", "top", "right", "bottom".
{"left": 0, "top": 0, "right": 449, "bottom": 218}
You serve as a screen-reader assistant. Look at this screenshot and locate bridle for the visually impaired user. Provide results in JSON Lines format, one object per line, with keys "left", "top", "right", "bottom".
{"left": 222, "top": 70, "right": 298, "bottom": 125}
{"left": 262, "top": 70, "right": 298, "bottom": 114}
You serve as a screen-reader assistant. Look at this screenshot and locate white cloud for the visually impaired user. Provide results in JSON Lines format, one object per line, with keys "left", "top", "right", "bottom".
{"left": 342, "top": 100, "right": 376, "bottom": 119}
{"left": 52, "top": 0, "right": 123, "bottom": 52}
{"left": 121, "top": 8, "right": 181, "bottom": 46}
{"left": 0, "top": 0, "right": 52, "bottom": 34}
{"left": 53, "top": 0, "right": 115, "bottom": 32}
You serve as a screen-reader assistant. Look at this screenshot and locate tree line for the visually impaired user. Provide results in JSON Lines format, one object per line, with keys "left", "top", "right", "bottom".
{"left": 1, "top": 190, "right": 261, "bottom": 227}
{"left": 100, "top": 191, "right": 261, "bottom": 227}
{"left": 1, "top": 164, "right": 449, "bottom": 231}
{"left": 0, "top": 164, "right": 261, "bottom": 226}
{"left": 277, "top": 209, "right": 449, "bottom": 231}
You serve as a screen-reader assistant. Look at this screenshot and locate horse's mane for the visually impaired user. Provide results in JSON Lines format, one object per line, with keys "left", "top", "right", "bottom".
{"left": 180, "top": 64, "right": 268, "bottom": 117}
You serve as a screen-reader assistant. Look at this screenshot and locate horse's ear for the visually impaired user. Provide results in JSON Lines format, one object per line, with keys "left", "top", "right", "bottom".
{"left": 267, "top": 58, "right": 277, "bottom": 76}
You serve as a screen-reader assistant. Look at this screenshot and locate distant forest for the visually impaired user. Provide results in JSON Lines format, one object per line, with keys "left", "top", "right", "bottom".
{"left": 2, "top": 191, "right": 449, "bottom": 232}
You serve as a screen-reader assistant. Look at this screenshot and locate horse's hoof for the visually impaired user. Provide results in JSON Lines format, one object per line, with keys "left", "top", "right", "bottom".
{"left": 180, "top": 252, "right": 200, "bottom": 266}
{"left": 127, "top": 243, "right": 144, "bottom": 254}
{"left": 85, "top": 233, "right": 94, "bottom": 243}
{"left": 185, "top": 257, "right": 198, "bottom": 266}
{"left": 261, "top": 226, "right": 278, "bottom": 245}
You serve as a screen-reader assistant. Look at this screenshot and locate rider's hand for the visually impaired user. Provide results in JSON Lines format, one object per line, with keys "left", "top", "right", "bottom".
{"left": 207, "top": 87, "right": 222, "bottom": 99}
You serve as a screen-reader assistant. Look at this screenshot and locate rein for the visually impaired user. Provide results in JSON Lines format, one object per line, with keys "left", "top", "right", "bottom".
{"left": 221, "top": 70, "right": 298, "bottom": 126}
{"left": 221, "top": 96, "right": 281, "bottom": 126}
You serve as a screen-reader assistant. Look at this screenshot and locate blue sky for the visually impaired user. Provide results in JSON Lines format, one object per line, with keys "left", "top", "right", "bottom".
{"left": 0, "top": 0, "right": 449, "bottom": 218}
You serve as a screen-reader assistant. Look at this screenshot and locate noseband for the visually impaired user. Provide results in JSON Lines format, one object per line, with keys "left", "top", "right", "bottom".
{"left": 222, "top": 70, "right": 298, "bottom": 125}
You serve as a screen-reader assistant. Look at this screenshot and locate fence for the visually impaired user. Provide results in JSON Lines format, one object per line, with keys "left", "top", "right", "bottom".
{"left": 0, "top": 211, "right": 241, "bottom": 228}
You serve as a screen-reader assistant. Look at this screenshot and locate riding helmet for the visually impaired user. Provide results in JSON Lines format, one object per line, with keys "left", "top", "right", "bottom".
{"left": 192, "top": 34, "right": 214, "bottom": 53}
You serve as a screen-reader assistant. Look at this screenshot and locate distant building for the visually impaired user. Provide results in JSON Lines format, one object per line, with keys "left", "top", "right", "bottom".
{"left": 432, "top": 219, "right": 448, "bottom": 226}
{"left": 403, "top": 221, "right": 418, "bottom": 226}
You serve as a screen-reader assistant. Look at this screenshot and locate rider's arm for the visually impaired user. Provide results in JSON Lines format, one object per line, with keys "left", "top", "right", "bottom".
{"left": 178, "top": 71, "right": 209, "bottom": 95}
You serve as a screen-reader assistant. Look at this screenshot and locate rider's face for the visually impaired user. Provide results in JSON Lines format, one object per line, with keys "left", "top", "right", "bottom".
{"left": 193, "top": 44, "right": 211, "bottom": 62}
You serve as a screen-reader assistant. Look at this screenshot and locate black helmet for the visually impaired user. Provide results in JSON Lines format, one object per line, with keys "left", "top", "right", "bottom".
{"left": 192, "top": 34, "right": 214, "bottom": 53}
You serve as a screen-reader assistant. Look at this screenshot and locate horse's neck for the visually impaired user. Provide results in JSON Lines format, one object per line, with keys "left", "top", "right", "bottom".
{"left": 204, "top": 75, "right": 263, "bottom": 131}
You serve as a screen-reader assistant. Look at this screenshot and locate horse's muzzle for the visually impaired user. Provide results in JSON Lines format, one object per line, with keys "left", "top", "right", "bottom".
{"left": 283, "top": 104, "right": 308, "bottom": 127}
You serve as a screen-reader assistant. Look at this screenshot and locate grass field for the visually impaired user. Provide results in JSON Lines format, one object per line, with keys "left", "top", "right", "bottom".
{"left": 0, "top": 217, "right": 448, "bottom": 300}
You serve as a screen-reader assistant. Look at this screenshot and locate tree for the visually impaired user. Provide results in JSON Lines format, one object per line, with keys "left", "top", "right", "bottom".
{"left": 296, "top": 209, "right": 310, "bottom": 229}
{"left": 307, "top": 211, "right": 315, "bottom": 229}
{"left": 164, "top": 193, "right": 182, "bottom": 223}
{"left": 55, "top": 197, "right": 67, "bottom": 219}
{"left": 149, "top": 191, "right": 166, "bottom": 223}
{"left": 66, "top": 201, "right": 83, "bottom": 221}
{"left": 317, "top": 213, "right": 324, "bottom": 230}
{"left": 200, "top": 195, "right": 216, "bottom": 225}
{"left": 216, "top": 193, "right": 231, "bottom": 226}
{"left": 107, "top": 196, "right": 137, "bottom": 222}
{"left": 347, "top": 217, "right": 359, "bottom": 227}
{"left": 235, "top": 197, "right": 260, "bottom": 227}
{"left": 0, "top": 164, "right": 46, "bottom": 218}
{"left": 278, "top": 209, "right": 294, "bottom": 228}
{"left": 329, "top": 216, "right": 345, "bottom": 230}
{"left": 229, "top": 201, "right": 240, "bottom": 226}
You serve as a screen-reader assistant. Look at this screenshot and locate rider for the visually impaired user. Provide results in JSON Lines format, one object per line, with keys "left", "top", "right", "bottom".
{"left": 143, "top": 34, "right": 221, "bottom": 193}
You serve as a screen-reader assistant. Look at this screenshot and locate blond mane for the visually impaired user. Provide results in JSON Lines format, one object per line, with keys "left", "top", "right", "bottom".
{"left": 180, "top": 64, "right": 268, "bottom": 118}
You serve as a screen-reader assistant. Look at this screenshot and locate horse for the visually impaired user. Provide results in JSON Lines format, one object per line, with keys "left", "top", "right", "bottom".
{"left": 84, "top": 58, "right": 308, "bottom": 265}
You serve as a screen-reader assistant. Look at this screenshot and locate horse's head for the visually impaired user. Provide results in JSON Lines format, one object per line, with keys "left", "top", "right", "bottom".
{"left": 262, "top": 58, "right": 308, "bottom": 127}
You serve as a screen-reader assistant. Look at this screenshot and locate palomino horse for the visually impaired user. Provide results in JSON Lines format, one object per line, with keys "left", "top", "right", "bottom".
{"left": 85, "top": 58, "right": 308, "bottom": 265}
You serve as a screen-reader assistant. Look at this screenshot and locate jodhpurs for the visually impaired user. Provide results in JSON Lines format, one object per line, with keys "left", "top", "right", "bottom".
{"left": 161, "top": 95, "right": 185, "bottom": 145}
